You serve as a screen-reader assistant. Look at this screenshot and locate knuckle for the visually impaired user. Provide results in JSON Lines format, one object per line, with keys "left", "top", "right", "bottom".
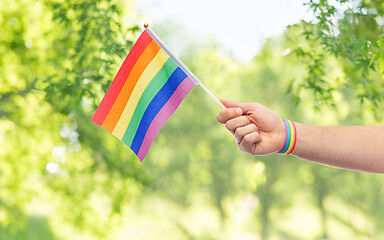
{"left": 230, "top": 108, "right": 240, "bottom": 117}
{"left": 225, "top": 121, "right": 232, "bottom": 130}
{"left": 216, "top": 114, "right": 222, "bottom": 123}
{"left": 216, "top": 113, "right": 224, "bottom": 123}
{"left": 235, "top": 128, "right": 242, "bottom": 136}
{"left": 239, "top": 116, "right": 249, "bottom": 125}
{"left": 238, "top": 144, "right": 245, "bottom": 152}
{"left": 239, "top": 142, "right": 249, "bottom": 154}
{"left": 252, "top": 102, "right": 262, "bottom": 108}
{"left": 217, "top": 109, "right": 239, "bottom": 124}
{"left": 252, "top": 125, "right": 259, "bottom": 133}
{"left": 243, "top": 134, "right": 253, "bottom": 142}
{"left": 235, "top": 136, "right": 241, "bottom": 145}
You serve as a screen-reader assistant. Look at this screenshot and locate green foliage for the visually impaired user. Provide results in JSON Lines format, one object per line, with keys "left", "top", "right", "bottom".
{"left": 0, "top": 0, "right": 148, "bottom": 238}
{"left": 287, "top": 0, "right": 384, "bottom": 114}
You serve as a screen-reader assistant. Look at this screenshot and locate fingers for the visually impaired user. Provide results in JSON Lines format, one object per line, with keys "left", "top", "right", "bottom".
{"left": 234, "top": 124, "right": 259, "bottom": 144}
{"left": 231, "top": 123, "right": 261, "bottom": 155}
{"left": 219, "top": 99, "right": 243, "bottom": 108}
{"left": 239, "top": 132, "right": 261, "bottom": 155}
{"left": 217, "top": 107, "right": 243, "bottom": 124}
{"left": 217, "top": 98, "right": 282, "bottom": 156}
{"left": 220, "top": 99, "right": 256, "bottom": 113}
{"left": 225, "top": 116, "right": 251, "bottom": 134}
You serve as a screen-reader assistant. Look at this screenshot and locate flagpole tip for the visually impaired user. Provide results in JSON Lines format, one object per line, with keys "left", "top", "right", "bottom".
{"left": 143, "top": 23, "right": 149, "bottom": 28}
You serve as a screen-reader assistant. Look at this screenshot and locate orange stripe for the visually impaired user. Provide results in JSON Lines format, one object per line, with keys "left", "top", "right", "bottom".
{"left": 101, "top": 40, "right": 161, "bottom": 132}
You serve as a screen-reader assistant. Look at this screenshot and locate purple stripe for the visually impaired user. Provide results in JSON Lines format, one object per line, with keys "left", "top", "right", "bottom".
{"left": 278, "top": 119, "right": 289, "bottom": 153}
{"left": 137, "top": 77, "right": 196, "bottom": 161}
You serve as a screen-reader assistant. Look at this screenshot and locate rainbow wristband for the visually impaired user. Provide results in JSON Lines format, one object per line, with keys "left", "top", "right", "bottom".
{"left": 278, "top": 119, "right": 297, "bottom": 155}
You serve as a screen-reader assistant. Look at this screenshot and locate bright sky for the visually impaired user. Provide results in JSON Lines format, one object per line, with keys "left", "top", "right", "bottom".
{"left": 135, "top": 0, "right": 313, "bottom": 62}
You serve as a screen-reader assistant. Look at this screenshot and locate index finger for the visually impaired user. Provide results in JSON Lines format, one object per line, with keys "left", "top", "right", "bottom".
{"left": 216, "top": 108, "right": 243, "bottom": 124}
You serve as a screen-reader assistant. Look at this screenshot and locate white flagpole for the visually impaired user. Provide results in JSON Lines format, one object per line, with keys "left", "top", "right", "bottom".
{"left": 144, "top": 24, "right": 226, "bottom": 110}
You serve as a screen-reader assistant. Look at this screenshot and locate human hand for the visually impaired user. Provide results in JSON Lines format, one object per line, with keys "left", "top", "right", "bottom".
{"left": 216, "top": 99, "right": 286, "bottom": 155}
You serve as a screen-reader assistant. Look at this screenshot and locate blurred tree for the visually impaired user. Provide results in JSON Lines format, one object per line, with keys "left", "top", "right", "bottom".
{"left": 0, "top": 0, "right": 149, "bottom": 238}
{"left": 287, "top": 0, "right": 384, "bottom": 116}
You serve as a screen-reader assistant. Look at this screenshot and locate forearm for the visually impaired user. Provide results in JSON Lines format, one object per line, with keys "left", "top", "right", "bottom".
{"left": 291, "top": 123, "right": 384, "bottom": 173}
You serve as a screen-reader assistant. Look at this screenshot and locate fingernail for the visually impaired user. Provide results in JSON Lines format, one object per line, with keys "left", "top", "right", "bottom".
{"left": 236, "top": 108, "right": 242, "bottom": 115}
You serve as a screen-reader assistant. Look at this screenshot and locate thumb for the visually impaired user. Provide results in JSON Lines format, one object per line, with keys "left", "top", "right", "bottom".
{"left": 220, "top": 99, "right": 254, "bottom": 113}
{"left": 220, "top": 99, "right": 242, "bottom": 108}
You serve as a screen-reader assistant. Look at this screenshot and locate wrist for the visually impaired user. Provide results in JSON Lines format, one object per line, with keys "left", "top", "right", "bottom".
{"left": 275, "top": 118, "right": 287, "bottom": 153}
{"left": 277, "top": 119, "right": 297, "bottom": 155}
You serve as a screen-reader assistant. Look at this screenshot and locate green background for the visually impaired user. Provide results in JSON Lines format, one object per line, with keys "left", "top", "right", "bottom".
{"left": 1, "top": 0, "right": 384, "bottom": 239}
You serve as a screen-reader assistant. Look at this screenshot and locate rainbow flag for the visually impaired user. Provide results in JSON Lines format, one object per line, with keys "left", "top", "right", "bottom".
{"left": 91, "top": 29, "right": 197, "bottom": 161}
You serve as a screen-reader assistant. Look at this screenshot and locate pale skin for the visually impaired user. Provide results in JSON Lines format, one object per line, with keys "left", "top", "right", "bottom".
{"left": 216, "top": 99, "right": 384, "bottom": 174}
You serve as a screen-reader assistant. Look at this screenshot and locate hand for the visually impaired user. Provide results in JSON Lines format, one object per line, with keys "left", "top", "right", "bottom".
{"left": 216, "top": 99, "right": 286, "bottom": 155}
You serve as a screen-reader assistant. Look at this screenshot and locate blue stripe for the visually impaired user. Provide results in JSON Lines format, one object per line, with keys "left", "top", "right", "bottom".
{"left": 130, "top": 67, "right": 187, "bottom": 154}
{"left": 121, "top": 58, "right": 178, "bottom": 147}
{"left": 280, "top": 119, "right": 291, "bottom": 153}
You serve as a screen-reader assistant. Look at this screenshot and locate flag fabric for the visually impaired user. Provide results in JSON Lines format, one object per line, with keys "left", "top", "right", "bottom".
{"left": 91, "top": 30, "right": 197, "bottom": 161}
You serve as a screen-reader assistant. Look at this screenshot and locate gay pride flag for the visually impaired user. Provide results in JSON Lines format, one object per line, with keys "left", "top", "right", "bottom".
{"left": 91, "top": 28, "right": 198, "bottom": 161}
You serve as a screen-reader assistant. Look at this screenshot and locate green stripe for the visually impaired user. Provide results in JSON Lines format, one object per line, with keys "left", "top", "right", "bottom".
{"left": 122, "top": 58, "right": 178, "bottom": 146}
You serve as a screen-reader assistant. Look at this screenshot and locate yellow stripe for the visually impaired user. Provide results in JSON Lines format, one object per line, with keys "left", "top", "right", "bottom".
{"left": 112, "top": 49, "right": 169, "bottom": 139}
{"left": 285, "top": 120, "right": 295, "bottom": 154}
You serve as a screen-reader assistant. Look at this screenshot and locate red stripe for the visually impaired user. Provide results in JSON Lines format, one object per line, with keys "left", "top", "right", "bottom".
{"left": 91, "top": 31, "right": 153, "bottom": 126}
